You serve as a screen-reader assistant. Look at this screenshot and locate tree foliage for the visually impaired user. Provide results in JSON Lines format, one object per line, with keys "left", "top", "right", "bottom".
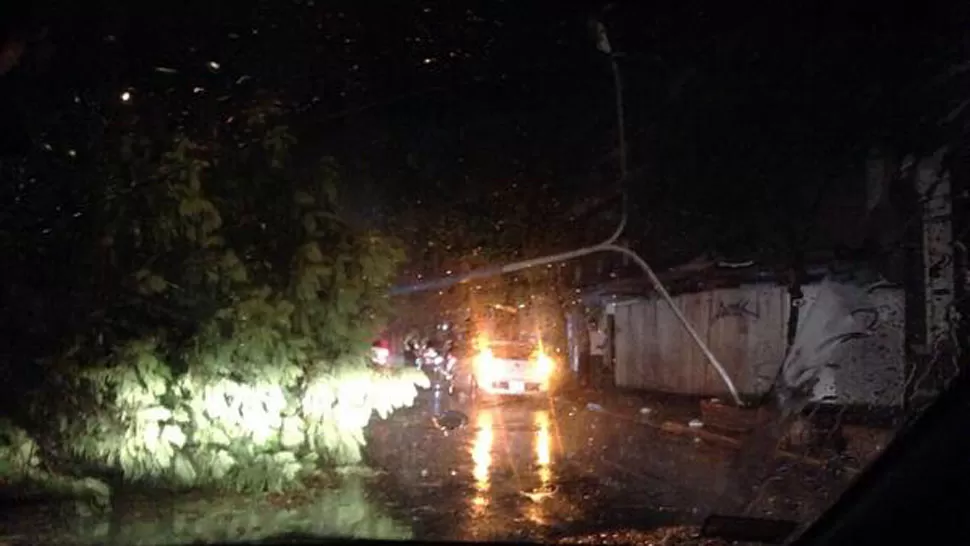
{"left": 85, "top": 99, "right": 403, "bottom": 359}
{"left": 5, "top": 96, "right": 428, "bottom": 497}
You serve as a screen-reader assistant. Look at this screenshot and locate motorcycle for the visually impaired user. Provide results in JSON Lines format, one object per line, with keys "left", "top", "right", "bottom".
{"left": 439, "top": 352, "right": 458, "bottom": 394}
{"left": 418, "top": 343, "right": 458, "bottom": 395}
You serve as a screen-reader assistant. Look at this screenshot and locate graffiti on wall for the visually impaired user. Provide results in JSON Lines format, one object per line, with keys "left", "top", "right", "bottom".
{"left": 850, "top": 307, "right": 881, "bottom": 332}
{"left": 710, "top": 299, "right": 760, "bottom": 324}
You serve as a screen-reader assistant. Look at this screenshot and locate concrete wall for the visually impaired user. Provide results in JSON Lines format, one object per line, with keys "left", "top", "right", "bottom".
{"left": 801, "top": 283, "right": 906, "bottom": 406}
{"left": 611, "top": 281, "right": 906, "bottom": 407}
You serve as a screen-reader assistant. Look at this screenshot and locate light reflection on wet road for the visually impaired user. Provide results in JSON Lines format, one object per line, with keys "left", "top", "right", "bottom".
{"left": 0, "top": 387, "right": 846, "bottom": 544}
{"left": 365, "top": 390, "right": 701, "bottom": 542}
{"left": 470, "top": 408, "right": 492, "bottom": 511}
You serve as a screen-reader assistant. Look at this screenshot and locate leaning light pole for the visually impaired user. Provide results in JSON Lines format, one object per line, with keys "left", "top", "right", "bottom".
{"left": 390, "top": 20, "right": 744, "bottom": 406}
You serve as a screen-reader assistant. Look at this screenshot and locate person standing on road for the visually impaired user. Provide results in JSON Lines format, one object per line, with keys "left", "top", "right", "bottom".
{"left": 588, "top": 318, "right": 607, "bottom": 388}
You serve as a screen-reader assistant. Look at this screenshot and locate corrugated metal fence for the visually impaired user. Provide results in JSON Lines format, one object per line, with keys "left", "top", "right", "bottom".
{"left": 612, "top": 282, "right": 905, "bottom": 405}
{"left": 613, "top": 284, "right": 787, "bottom": 396}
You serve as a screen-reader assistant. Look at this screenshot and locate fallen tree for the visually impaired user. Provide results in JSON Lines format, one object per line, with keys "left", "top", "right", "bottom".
{"left": 0, "top": 100, "right": 428, "bottom": 507}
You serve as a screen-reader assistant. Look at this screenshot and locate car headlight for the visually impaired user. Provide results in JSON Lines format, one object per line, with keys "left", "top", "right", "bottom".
{"left": 532, "top": 351, "right": 554, "bottom": 382}
{"left": 474, "top": 348, "right": 495, "bottom": 385}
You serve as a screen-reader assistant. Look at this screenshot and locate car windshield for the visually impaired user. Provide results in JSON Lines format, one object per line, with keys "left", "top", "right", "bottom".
{"left": 0, "top": 3, "right": 964, "bottom": 546}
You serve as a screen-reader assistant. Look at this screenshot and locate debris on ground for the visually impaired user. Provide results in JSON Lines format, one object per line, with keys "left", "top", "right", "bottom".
{"left": 335, "top": 465, "right": 386, "bottom": 478}
{"left": 520, "top": 484, "right": 558, "bottom": 502}
{"left": 558, "top": 525, "right": 730, "bottom": 545}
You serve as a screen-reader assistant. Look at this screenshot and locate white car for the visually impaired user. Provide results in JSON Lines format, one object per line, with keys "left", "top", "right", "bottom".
{"left": 461, "top": 339, "right": 555, "bottom": 397}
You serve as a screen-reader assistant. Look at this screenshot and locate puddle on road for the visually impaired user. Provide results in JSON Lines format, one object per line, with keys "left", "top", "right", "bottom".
{"left": 2, "top": 476, "right": 414, "bottom": 546}
{"left": 363, "top": 398, "right": 688, "bottom": 543}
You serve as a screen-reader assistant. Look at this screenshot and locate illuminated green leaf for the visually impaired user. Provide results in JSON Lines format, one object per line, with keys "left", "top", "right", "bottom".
{"left": 146, "top": 274, "right": 167, "bottom": 293}
{"left": 227, "top": 264, "right": 248, "bottom": 283}
{"left": 294, "top": 191, "right": 315, "bottom": 206}
{"left": 202, "top": 235, "right": 225, "bottom": 248}
{"left": 178, "top": 197, "right": 202, "bottom": 217}
{"left": 302, "top": 242, "right": 324, "bottom": 263}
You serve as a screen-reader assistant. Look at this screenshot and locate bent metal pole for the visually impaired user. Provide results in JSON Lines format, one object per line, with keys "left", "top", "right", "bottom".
{"left": 389, "top": 215, "right": 745, "bottom": 407}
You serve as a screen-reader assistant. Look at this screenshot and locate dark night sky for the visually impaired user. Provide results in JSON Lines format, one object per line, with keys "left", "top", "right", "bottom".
{"left": 1, "top": 1, "right": 968, "bottom": 285}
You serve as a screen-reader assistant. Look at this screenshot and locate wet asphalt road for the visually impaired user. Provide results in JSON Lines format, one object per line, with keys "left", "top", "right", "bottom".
{"left": 363, "top": 385, "right": 736, "bottom": 543}
{"left": 0, "top": 381, "right": 842, "bottom": 544}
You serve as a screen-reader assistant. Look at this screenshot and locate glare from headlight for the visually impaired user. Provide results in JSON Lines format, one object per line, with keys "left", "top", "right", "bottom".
{"left": 532, "top": 351, "right": 554, "bottom": 383}
{"left": 474, "top": 347, "right": 495, "bottom": 386}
